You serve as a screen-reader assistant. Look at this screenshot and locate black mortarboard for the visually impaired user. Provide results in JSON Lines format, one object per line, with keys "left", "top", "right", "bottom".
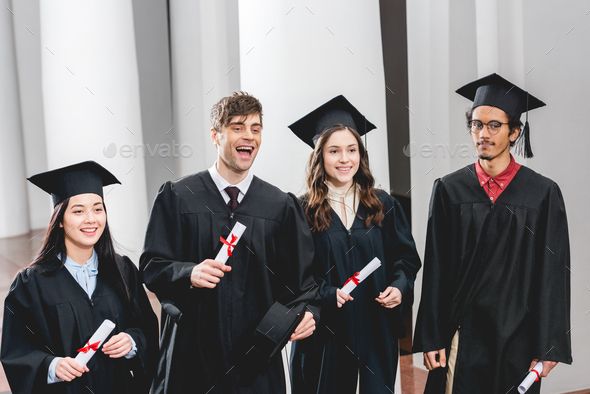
{"left": 456, "top": 73, "right": 546, "bottom": 158}
{"left": 28, "top": 161, "right": 121, "bottom": 206}
{"left": 288, "top": 95, "right": 376, "bottom": 148}
{"left": 227, "top": 301, "right": 307, "bottom": 384}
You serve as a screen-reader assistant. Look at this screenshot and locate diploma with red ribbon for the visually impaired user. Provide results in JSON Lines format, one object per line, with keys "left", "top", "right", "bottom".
{"left": 215, "top": 221, "right": 247, "bottom": 264}
{"left": 74, "top": 319, "right": 116, "bottom": 367}
{"left": 518, "top": 361, "right": 543, "bottom": 393}
{"left": 341, "top": 257, "right": 382, "bottom": 295}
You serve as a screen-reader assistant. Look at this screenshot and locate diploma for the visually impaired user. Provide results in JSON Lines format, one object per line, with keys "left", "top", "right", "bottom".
{"left": 215, "top": 222, "right": 247, "bottom": 264}
{"left": 518, "top": 361, "right": 543, "bottom": 393}
{"left": 74, "top": 319, "right": 116, "bottom": 367}
{"left": 341, "top": 257, "right": 382, "bottom": 295}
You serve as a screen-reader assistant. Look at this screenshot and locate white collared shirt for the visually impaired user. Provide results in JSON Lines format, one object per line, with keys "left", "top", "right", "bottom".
{"left": 208, "top": 161, "right": 253, "bottom": 204}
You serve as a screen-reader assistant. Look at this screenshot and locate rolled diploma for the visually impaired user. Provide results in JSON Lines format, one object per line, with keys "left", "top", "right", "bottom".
{"left": 74, "top": 319, "right": 116, "bottom": 367}
{"left": 518, "top": 361, "right": 543, "bottom": 393}
{"left": 215, "top": 222, "right": 247, "bottom": 264}
{"left": 341, "top": 257, "right": 382, "bottom": 295}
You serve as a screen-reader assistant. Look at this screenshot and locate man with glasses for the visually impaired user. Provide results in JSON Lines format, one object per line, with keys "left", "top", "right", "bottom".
{"left": 413, "top": 74, "right": 572, "bottom": 394}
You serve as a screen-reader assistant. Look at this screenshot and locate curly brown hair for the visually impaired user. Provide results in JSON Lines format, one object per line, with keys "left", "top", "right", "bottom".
{"left": 210, "top": 91, "right": 263, "bottom": 132}
{"left": 305, "top": 125, "right": 384, "bottom": 232}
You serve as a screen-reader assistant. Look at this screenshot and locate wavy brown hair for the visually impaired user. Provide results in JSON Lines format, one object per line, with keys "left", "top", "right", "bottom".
{"left": 305, "top": 125, "right": 384, "bottom": 232}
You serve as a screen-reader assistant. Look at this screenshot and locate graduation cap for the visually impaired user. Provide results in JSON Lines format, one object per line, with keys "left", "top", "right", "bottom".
{"left": 288, "top": 95, "right": 376, "bottom": 149}
{"left": 227, "top": 301, "right": 307, "bottom": 383}
{"left": 456, "top": 73, "right": 546, "bottom": 158}
{"left": 28, "top": 161, "right": 121, "bottom": 207}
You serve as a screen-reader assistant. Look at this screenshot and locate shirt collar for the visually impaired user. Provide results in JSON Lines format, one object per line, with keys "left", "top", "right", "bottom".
{"left": 208, "top": 161, "right": 253, "bottom": 196}
{"left": 62, "top": 249, "right": 98, "bottom": 271}
{"left": 475, "top": 154, "right": 518, "bottom": 189}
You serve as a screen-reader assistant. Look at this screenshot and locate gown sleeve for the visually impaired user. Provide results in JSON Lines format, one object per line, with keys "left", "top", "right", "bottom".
{"left": 382, "top": 195, "right": 422, "bottom": 334}
{"left": 1, "top": 271, "right": 57, "bottom": 393}
{"left": 413, "top": 179, "right": 451, "bottom": 353}
{"left": 274, "top": 193, "right": 322, "bottom": 322}
{"left": 531, "top": 183, "right": 572, "bottom": 364}
{"left": 119, "top": 256, "right": 160, "bottom": 391}
{"left": 140, "top": 181, "right": 195, "bottom": 319}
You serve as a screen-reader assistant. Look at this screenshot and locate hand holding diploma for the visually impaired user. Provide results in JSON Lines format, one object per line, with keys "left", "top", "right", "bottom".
{"left": 56, "top": 357, "right": 89, "bottom": 382}
{"left": 74, "top": 319, "right": 115, "bottom": 368}
{"left": 341, "top": 257, "right": 382, "bottom": 295}
{"left": 191, "top": 222, "right": 246, "bottom": 288}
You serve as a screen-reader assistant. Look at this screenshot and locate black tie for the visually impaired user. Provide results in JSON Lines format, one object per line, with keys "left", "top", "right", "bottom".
{"left": 225, "top": 186, "right": 240, "bottom": 213}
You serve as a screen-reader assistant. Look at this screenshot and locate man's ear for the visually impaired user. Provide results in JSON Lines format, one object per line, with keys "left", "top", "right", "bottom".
{"left": 509, "top": 127, "right": 520, "bottom": 142}
{"left": 211, "top": 127, "right": 218, "bottom": 146}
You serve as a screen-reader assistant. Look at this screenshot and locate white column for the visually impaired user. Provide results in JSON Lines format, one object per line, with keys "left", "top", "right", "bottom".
{"left": 11, "top": 0, "right": 50, "bottom": 230}
{"left": 0, "top": 0, "right": 30, "bottom": 238}
{"left": 40, "top": 0, "right": 148, "bottom": 258}
{"left": 169, "top": 0, "right": 240, "bottom": 177}
{"left": 238, "top": 0, "right": 390, "bottom": 194}
{"left": 475, "top": 0, "right": 500, "bottom": 76}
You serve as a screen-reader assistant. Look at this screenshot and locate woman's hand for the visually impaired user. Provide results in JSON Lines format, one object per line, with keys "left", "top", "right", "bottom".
{"left": 375, "top": 286, "right": 402, "bottom": 308}
{"left": 336, "top": 288, "right": 354, "bottom": 308}
{"left": 102, "top": 333, "right": 132, "bottom": 358}
{"left": 55, "top": 357, "right": 89, "bottom": 381}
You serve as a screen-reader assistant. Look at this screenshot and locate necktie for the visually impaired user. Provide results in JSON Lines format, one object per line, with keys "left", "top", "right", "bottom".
{"left": 225, "top": 186, "right": 240, "bottom": 212}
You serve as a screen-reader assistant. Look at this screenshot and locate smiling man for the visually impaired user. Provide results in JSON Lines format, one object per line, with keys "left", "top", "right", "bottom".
{"left": 413, "top": 74, "right": 572, "bottom": 394}
{"left": 140, "top": 92, "right": 320, "bottom": 393}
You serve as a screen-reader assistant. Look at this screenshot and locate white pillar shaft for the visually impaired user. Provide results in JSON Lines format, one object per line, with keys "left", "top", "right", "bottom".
{"left": 12, "top": 0, "right": 50, "bottom": 230}
{"left": 40, "top": 0, "right": 148, "bottom": 257}
{"left": 475, "top": 0, "right": 500, "bottom": 76}
{"left": 238, "top": 0, "right": 390, "bottom": 194}
{"left": 0, "top": 0, "right": 30, "bottom": 238}
{"left": 169, "top": 0, "right": 240, "bottom": 177}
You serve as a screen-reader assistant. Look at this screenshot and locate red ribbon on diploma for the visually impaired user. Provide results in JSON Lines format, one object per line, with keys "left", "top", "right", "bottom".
{"left": 220, "top": 234, "right": 238, "bottom": 256}
{"left": 344, "top": 272, "right": 360, "bottom": 287}
{"left": 77, "top": 341, "right": 100, "bottom": 354}
{"left": 531, "top": 368, "right": 540, "bottom": 382}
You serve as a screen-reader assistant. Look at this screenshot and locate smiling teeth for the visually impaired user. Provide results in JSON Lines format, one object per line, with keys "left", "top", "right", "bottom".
{"left": 81, "top": 229, "right": 96, "bottom": 232}
{"left": 236, "top": 147, "right": 252, "bottom": 152}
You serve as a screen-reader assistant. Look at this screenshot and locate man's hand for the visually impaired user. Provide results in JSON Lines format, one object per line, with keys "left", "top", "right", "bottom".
{"left": 191, "top": 259, "right": 231, "bottom": 288}
{"left": 424, "top": 349, "right": 446, "bottom": 370}
{"left": 102, "top": 332, "right": 132, "bottom": 358}
{"left": 290, "top": 311, "right": 315, "bottom": 341}
{"left": 55, "top": 357, "right": 89, "bottom": 382}
{"left": 336, "top": 288, "right": 353, "bottom": 308}
{"left": 529, "top": 359, "right": 558, "bottom": 377}
{"left": 375, "top": 286, "right": 402, "bottom": 308}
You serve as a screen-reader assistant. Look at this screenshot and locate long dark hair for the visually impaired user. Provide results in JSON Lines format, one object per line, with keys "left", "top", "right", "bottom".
{"left": 305, "top": 124, "right": 384, "bottom": 232}
{"left": 29, "top": 198, "right": 138, "bottom": 316}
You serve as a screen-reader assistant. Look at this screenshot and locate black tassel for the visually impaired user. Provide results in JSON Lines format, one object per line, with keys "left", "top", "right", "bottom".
{"left": 522, "top": 121, "right": 534, "bottom": 158}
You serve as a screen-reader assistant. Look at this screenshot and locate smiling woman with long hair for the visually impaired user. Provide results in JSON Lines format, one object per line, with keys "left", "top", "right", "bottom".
{"left": 0, "top": 161, "right": 158, "bottom": 394}
{"left": 288, "top": 96, "right": 421, "bottom": 394}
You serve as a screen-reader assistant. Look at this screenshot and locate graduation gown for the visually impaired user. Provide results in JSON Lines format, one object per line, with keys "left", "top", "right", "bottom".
{"left": 140, "top": 171, "right": 320, "bottom": 394}
{"left": 1, "top": 255, "right": 159, "bottom": 394}
{"left": 413, "top": 165, "right": 572, "bottom": 394}
{"left": 291, "top": 191, "right": 421, "bottom": 394}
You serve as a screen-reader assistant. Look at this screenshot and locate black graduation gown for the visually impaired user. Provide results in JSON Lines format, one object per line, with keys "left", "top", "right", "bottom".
{"left": 140, "top": 171, "right": 320, "bottom": 394}
{"left": 291, "top": 191, "right": 421, "bottom": 394}
{"left": 1, "top": 255, "right": 159, "bottom": 394}
{"left": 413, "top": 165, "right": 572, "bottom": 394}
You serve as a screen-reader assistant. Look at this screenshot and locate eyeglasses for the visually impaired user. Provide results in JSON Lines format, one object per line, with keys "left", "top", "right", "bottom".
{"left": 468, "top": 120, "right": 509, "bottom": 135}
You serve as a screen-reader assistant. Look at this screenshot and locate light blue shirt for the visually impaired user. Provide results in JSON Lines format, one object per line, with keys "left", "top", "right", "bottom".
{"left": 48, "top": 250, "right": 137, "bottom": 384}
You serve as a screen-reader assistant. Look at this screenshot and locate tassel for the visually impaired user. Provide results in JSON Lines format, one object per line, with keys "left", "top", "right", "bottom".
{"left": 522, "top": 121, "right": 534, "bottom": 158}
